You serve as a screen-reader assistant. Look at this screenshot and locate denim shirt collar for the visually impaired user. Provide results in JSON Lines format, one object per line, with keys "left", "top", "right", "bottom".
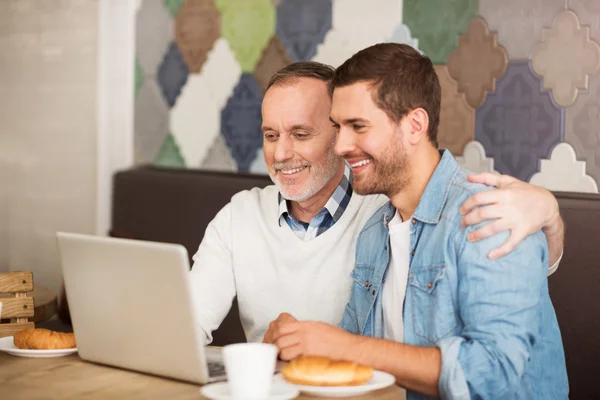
{"left": 412, "top": 149, "right": 460, "bottom": 224}
{"left": 373, "top": 150, "right": 460, "bottom": 229}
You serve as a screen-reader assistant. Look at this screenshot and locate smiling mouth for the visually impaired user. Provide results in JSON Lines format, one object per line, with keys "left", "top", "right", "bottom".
{"left": 280, "top": 166, "right": 308, "bottom": 175}
{"left": 349, "top": 159, "right": 372, "bottom": 168}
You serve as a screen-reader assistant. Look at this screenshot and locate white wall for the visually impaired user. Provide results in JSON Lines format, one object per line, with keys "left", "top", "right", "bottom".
{"left": 0, "top": 0, "right": 134, "bottom": 293}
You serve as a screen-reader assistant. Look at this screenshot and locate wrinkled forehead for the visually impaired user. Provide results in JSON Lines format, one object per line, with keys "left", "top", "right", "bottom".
{"left": 262, "top": 79, "right": 332, "bottom": 130}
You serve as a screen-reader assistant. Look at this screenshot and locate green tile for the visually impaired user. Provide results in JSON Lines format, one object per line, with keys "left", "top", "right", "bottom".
{"left": 154, "top": 133, "right": 186, "bottom": 168}
{"left": 220, "top": 0, "right": 275, "bottom": 72}
{"left": 403, "top": 0, "right": 478, "bottom": 64}
{"left": 164, "top": 0, "right": 186, "bottom": 18}
{"left": 135, "top": 58, "right": 145, "bottom": 96}
{"left": 214, "top": 0, "right": 228, "bottom": 13}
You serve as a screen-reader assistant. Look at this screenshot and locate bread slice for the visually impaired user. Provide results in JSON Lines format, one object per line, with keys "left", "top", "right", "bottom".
{"left": 282, "top": 356, "right": 373, "bottom": 386}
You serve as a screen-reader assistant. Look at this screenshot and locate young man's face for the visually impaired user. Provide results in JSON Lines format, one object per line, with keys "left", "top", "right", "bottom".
{"left": 331, "top": 81, "right": 411, "bottom": 197}
{"left": 261, "top": 78, "right": 342, "bottom": 202}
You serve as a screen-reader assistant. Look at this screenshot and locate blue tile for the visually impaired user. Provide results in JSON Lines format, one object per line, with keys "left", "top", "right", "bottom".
{"left": 276, "top": 0, "right": 332, "bottom": 61}
{"left": 475, "top": 61, "right": 564, "bottom": 181}
{"left": 221, "top": 74, "right": 264, "bottom": 171}
{"left": 157, "top": 42, "right": 189, "bottom": 107}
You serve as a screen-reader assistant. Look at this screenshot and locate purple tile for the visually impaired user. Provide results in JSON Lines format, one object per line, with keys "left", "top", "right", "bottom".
{"left": 221, "top": 74, "right": 264, "bottom": 171}
{"left": 157, "top": 42, "right": 189, "bottom": 108}
{"left": 276, "top": 0, "right": 332, "bottom": 61}
{"left": 475, "top": 61, "right": 564, "bottom": 181}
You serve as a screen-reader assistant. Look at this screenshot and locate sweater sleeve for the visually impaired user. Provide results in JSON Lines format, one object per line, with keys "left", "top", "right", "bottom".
{"left": 189, "top": 202, "right": 236, "bottom": 345}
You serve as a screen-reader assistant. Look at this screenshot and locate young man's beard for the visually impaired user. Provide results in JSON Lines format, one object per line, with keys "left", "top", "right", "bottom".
{"left": 353, "top": 137, "right": 411, "bottom": 197}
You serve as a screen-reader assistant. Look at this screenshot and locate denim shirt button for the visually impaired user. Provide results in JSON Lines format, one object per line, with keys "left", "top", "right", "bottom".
{"left": 372, "top": 290, "right": 376, "bottom": 295}
{"left": 412, "top": 218, "right": 417, "bottom": 225}
{"left": 411, "top": 249, "right": 415, "bottom": 256}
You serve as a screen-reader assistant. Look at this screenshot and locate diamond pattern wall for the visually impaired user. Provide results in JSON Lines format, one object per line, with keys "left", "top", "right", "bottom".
{"left": 134, "top": 0, "right": 600, "bottom": 193}
{"left": 276, "top": 0, "right": 332, "bottom": 62}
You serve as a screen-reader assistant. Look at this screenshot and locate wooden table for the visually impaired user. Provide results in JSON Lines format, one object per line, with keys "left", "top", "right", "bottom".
{"left": 0, "top": 352, "right": 404, "bottom": 399}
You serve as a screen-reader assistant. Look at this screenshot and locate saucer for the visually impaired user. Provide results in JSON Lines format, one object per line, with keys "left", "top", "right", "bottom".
{"left": 200, "top": 380, "right": 299, "bottom": 400}
{"left": 0, "top": 336, "right": 78, "bottom": 358}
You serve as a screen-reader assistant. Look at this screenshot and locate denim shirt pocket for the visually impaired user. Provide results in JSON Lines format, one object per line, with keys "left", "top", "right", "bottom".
{"left": 350, "top": 265, "right": 376, "bottom": 334}
{"left": 408, "top": 265, "right": 459, "bottom": 344}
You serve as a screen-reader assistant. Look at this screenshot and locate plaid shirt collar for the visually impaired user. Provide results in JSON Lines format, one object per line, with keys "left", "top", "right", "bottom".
{"left": 278, "top": 163, "right": 353, "bottom": 234}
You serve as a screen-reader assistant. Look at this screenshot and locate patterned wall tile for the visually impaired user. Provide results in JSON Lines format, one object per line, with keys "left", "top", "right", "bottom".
{"left": 165, "top": 0, "right": 186, "bottom": 17}
{"left": 276, "top": 0, "right": 332, "bottom": 62}
{"left": 435, "top": 66, "right": 475, "bottom": 156}
{"left": 447, "top": 18, "right": 508, "bottom": 109}
{"left": 403, "top": 0, "right": 478, "bottom": 64}
{"left": 314, "top": 0, "right": 401, "bottom": 67}
{"left": 135, "top": 79, "right": 170, "bottom": 164}
{"left": 201, "top": 135, "right": 238, "bottom": 171}
{"left": 531, "top": 10, "right": 600, "bottom": 107}
{"left": 569, "top": 0, "right": 600, "bottom": 44}
{"left": 136, "top": 0, "right": 173, "bottom": 76}
{"left": 389, "top": 23, "right": 420, "bottom": 52}
{"left": 331, "top": 0, "right": 400, "bottom": 36}
{"left": 254, "top": 35, "right": 292, "bottom": 93}
{"left": 312, "top": 30, "right": 355, "bottom": 68}
{"left": 250, "top": 147, "right": 269, "bottom": 175}
{"left": 198, "top": 38, "right": 243, "bottom": 104}
{"left": 455, "top": 141, "right": 497, "bottom": 173}
{"left": 220, "top": 0, "right": 275, "bottom": 72}
{"left": 530, "top": 143, "right": 598, "bottom": 193}
{"left": 565, "top": 72, "right": 600, "bottom": 185}
{"left": 479, "top": 0, "right": 565, "bottom": 59}
{"left": 154, "top": 133, "right": 186, "bottom": 168}
{"left": 170, "top": 75, "right": 220, "bottom": 167}
{"left": 175, "top": 0, "right": 221, "bottom": 74}
{"left": 475, "top": 61, "right": 564, "bottom": 182}
{"left": 157, "top": 42, "right": 189, "bottom": 107}
{"left": 135, "top": 57, "right": 144, "bottom": 97}
{"left": 170, "top": 38, "right": 241, "bottom": 167}
{"left": 221, "top": 74, "right": 264, "bottom": 171}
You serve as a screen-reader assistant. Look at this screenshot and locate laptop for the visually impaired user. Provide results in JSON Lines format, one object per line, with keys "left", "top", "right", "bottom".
{"left": 56, "top": 232, "right": 227, "bottom": 384}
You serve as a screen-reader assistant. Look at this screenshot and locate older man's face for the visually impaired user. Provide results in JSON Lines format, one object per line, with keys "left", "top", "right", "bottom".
{"left": 261, "top": 78, "right": 341, "bottom": 202}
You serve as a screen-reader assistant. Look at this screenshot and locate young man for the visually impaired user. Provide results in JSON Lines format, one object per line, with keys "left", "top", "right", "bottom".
{"left": 266, "top": 46, "right": 568, "bottom": 399}
{"left": 191, "top": 62, "right": 564, "bottom": 347}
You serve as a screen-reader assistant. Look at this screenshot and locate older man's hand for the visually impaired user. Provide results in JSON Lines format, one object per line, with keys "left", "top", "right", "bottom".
{"left": 459, "top": 172, "right": 561, "bottom": 259}
{"left": 270, "top": 320, "right": 357, "bottom": 361}
{"left": 263, "top": 312, "right": 297, "bottom": 344}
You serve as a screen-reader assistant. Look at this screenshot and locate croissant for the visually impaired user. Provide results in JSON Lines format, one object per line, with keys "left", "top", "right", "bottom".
{"left": 13, "top": 328, "right": 76, "bottom": 350}
{"left": 282, "top": 356, "right": 373, "bottom": 386}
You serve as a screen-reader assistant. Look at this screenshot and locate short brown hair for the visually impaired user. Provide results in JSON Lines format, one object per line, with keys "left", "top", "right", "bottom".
{"left": 332, "top": 43, "right": 441, "bottom": 146}
{"left": 266, "top": 61, "right": 335, "bottom": 91}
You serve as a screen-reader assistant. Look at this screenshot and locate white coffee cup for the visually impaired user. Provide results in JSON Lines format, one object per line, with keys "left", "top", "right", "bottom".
{"left": 223, "top": 343, "right": 277, "bottom": 400}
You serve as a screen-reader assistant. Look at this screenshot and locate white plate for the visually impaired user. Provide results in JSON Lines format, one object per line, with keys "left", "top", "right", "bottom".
{"left": 201, "top": 379, "right": 299, "bottom": 400}
{"left": 0, "top": 336, "right": 78, "bottom": 358}
{"left": 276, "top": 370, "right": 396, "bottom": 398}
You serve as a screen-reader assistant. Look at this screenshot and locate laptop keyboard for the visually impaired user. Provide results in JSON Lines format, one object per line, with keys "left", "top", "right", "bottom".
{"left": 208, "top": 361, "right": 226, "bottom": 377}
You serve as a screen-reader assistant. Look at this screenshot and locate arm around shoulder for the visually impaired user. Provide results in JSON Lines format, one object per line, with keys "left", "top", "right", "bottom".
{"left": 438, "top": 226, "right": 548, "bottom": 398}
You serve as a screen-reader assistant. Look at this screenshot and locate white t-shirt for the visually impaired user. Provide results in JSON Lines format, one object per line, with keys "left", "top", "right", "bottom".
{"left": 382, "top": 210, "right": 412, "bottom": 342}
{"left": 382, "top": 209, "right": 411, "bottom": 399}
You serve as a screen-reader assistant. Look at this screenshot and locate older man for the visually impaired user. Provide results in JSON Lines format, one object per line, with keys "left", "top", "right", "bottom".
{"left": 190, "top": 62, "right": 564, "bottom": 344}
{"left": 268, "top": 46, "right": 568, "bottom": 399}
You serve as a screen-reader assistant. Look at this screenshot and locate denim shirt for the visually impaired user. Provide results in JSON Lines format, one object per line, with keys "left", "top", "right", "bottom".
{"left": 340, "top": 150, "right": 568, "bottom": 399}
